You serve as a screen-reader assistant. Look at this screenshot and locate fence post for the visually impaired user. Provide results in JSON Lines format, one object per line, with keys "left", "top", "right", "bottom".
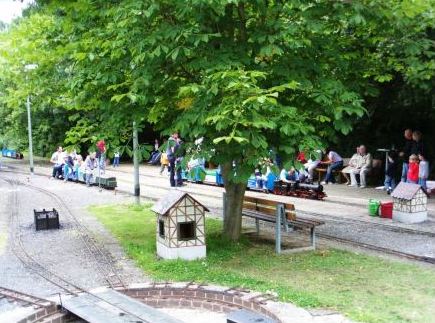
{"left": 280, "top": 204, "right": 288, "bottom": 233}
{"left": 275, "top": 205, "right": 282, "bottom": 254}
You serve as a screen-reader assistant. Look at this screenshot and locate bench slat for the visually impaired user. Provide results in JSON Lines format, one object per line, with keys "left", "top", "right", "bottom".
{"left": 242, "top": 209, "right": 322, "bottom": 229}
{"left": 244, "top": 196, "right": 295, "bottom": 211}
{"left": 243, "top": 204, "right": 296, "bottom": 220}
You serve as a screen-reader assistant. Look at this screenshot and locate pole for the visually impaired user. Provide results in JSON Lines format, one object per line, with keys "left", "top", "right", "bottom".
{"left": 133, "top": 121, "right": 140, "bottom": 204}
{"left": 26, "top": 95, "right": 34, "bottom": 175}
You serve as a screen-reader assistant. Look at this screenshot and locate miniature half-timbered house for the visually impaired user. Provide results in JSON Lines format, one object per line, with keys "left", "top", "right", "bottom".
{"left": 151, "top": 190, "right": 208, "bottom": 260}
{"left": 391, "top": 182, "right": 428, "bottom": 224}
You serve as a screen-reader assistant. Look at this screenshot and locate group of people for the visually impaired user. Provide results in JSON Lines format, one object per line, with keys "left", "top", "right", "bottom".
{"left": 50, "top": 144, "right": 105, "bottom": 187}
{"left": 397, "top": 129, "right": 429, "bottom": 190}
{"left": 154, "top": 128, "right": 431, "bottom": 191}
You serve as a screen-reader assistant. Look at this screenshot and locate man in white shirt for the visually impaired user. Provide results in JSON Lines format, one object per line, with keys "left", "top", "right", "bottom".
{"left": 350, "top": 145, "right": 372, "bottom": 188}
{"left": 50, "top": 146, "right": 65, "bottom": 179}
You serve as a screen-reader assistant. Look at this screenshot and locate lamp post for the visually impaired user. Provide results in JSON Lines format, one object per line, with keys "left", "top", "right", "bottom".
{"left": 24, "top": 64, "right": 38, "bottom": 175}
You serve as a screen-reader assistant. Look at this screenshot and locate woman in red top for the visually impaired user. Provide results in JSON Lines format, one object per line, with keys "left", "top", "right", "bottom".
{"left": 407, "top": 154, "right": 419, "bottom": 184}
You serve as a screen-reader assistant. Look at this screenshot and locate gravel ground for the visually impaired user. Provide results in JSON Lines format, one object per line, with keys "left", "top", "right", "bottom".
{"left": 3, "top": 159, "right": 435, "bottom": 262}
{"left": 109, "top": 164, "right": 435, "bottom": 260}
{"left": 0, "top": 170, "right": 148, "bottom": 299}
{"left": 0, "top": 160, "right": 366, "bottom": 322}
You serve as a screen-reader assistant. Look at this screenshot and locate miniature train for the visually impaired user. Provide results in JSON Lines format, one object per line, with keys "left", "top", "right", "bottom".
{"left": 186, "top": 167, "right": 326, "bottom": 200}
{"left": 63, "top": 169, "right": 117, "bottom": 190}
{"left": 1, "top": 148, "right": 24, "bottom": 159}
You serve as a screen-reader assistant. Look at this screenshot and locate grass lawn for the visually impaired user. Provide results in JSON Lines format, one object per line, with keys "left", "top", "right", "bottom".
{"left": 90, "top": 203, "right": 435, "bottom": 323}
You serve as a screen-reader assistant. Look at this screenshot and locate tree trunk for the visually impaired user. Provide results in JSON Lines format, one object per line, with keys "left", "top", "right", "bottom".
{"left": 221, "top": 162, "right": 247, "bottom": 241}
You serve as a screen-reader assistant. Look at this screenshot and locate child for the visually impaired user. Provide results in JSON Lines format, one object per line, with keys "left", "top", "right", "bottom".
{"left": 418, "top": 153, "right": 429, "bottom": 190}
{"left": 407, "top": 154, "right": 419, "bottom": 184}
{"left": 384, "top": 150, "right": 397, "bottom": 193}
{"left": 113, "top": 151, "right": 120, "bottom": 167}
{"left": 160, "top": 152, "right": 169, "bottom": 175}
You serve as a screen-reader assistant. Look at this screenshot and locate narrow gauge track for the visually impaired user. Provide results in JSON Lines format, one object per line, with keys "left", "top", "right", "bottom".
{"left": 2, "top": 177, "right": 153, "bottom": 323}
{"left": 6, "top": 178, "right": 86, "bottom": 296}
{"left": 112, "top": 170, "right": 435, "bottom": 239}
{"left": 3, "top": 167, "right": 435, "bottom": 265}
{"left": 317, "top": 233, "right": 435, "bottom": 264}
{"left": 11, "top": 178, "right": 126, "bottom": 290}
{"left": 0, "top": 286, "right": 54, "bottom": 309}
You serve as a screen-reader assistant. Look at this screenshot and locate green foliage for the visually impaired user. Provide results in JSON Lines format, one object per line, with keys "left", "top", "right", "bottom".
{"left": 1, "top": 0, "right": 433, "bottom": 236}
{"left": 91, "top": 203, "right": 435, "bottom": 323}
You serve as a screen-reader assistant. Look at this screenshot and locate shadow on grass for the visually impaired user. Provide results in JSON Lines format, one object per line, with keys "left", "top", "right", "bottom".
{"left": 89, "top": 203, "right": 435, "bottom": 323}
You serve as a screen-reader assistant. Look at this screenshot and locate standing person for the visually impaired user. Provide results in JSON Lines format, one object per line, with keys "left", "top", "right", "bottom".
{"left": 410, "top": 130, "right": 425, "bottom": 158}
{"left": 320, "top": 148, "right": 343, "bottom": 185}
{"left": 96, "top": 140, "right": 106, "bottom": 173}
{"left": 406, "top": 154, "right": 419, "bottom": 184}
{"left": 350, "top": 145, "right": 372, "bottom": 188}
{"left": 384, "top": 150, "right": 398, "bottom": 193}
{"left": 399, "top": 129, "right": 413, "bottom": 182}
{"left": 50, "top": 146, "right": 65, "bottom": 179}
{"left": 418, "top": 153, "right": 429, "bottom": 190}
{"left": 113, "top": 151, "right": 120, "bottom": 167}
{"left": 175, "top": 137, "right": 185, "bottom": 186}
{"left": 84, "top": 152, "right": 97, "bottom": 187}
{"left": 160, "top": 151, "right": 169, "bottom": 175}
{"left": 166, "top": 132, "right": 180, "bottom": 187}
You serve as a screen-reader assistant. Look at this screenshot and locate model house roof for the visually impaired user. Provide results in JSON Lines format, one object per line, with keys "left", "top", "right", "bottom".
{"left": 151, "top": 190, "right": 209, "bottom": 215}
{"left": 391, "top": 182, "right": 422, "bottom": 200}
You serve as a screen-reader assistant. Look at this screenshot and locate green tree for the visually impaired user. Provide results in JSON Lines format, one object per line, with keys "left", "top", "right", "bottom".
{"left": 1, "top": 0, "right": 433, "bottom": 240}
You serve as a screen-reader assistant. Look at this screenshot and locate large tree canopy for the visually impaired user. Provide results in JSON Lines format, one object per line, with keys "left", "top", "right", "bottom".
{"left": 0, "top": 0, "right": 433, "bottom": 239}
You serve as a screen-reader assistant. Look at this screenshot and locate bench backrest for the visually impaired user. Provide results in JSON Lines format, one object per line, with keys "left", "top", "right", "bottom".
{"left": 243, "top": 196, "right": 296, "bottom": 220}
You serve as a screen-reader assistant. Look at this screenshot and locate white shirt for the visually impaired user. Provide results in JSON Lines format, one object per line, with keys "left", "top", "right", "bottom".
{"left": 328, "top": 151, "right": 343, "bottom": 163}
{"left": 51, "top": 151, "right": 65, "bottom": 166}
{"left": 280, "top": 169, "right": 288, "bottom": 181}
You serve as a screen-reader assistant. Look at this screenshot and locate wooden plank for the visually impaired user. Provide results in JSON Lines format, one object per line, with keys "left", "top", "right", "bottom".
{"left": 243, "top": 203, "right": 276, "bottom": 216}
{"left": 285, "top": 211, "right": 296, "bottom": 221}
{"left": 243, "top": 196, "right": 259, "bottom": 203}
{"left": 244, "top": 197, "right": 295, "bottom": 211}
{"left": 243, "top": 213, "right": 276, "bottom": 224}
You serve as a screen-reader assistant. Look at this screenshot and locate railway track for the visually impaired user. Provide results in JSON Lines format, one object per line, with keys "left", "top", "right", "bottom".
{"left": 112, "top": 170, "right": 435, "bottom": 239}
{"left": 317, "top": 233, "right": 435, "bottom": 264}
{"left": 1, "top": 177, "right": 158, "bottom": 322}
{"left": 3, "top": 166, "right": 435, "bottom": 265}
{"left": 9, "top": 178, "right": 126, "bottom": 290}
{"left": 0, "top": 286, "right": 54, "bottom": 309}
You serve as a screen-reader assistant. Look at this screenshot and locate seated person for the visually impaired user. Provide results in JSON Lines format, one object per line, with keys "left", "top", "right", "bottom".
{"left": 303, "top": 150, "right": 322, "bottom": 183}
{"left": 74, "top": 155, "right": 83, "bottom": 181}
{"left": 320, "top": 148, "right": 343, "bottom": 184}
{"left": 350, "top": 145, "right": 372, "bottom": 188}
{"left": 280, "top": 167, "right": 299, "bottom": 182}
{"left": 255, "top": 165, "right": 273, "bottom": 190}
{"left": 63, "top": 151, "right": 75, "bottom": 181}
{"left": 341, "top": 146, "right": 360, "bottom": 185}
{"left": 84, "top": 152, "right": 97, "bottom": 187}
{"left": 187, "top": 157, "right": 206, "bottom": 182}
{"left": 50, "top": 146, "right": 65, "bottom": 179}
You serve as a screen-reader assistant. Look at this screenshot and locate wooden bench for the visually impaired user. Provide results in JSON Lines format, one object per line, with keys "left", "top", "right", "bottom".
{"left": 315, "top": 158, "right": 382, "bottom": 184}
{"left": 238, "top": 195, "right": 324, "bottom": 254}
